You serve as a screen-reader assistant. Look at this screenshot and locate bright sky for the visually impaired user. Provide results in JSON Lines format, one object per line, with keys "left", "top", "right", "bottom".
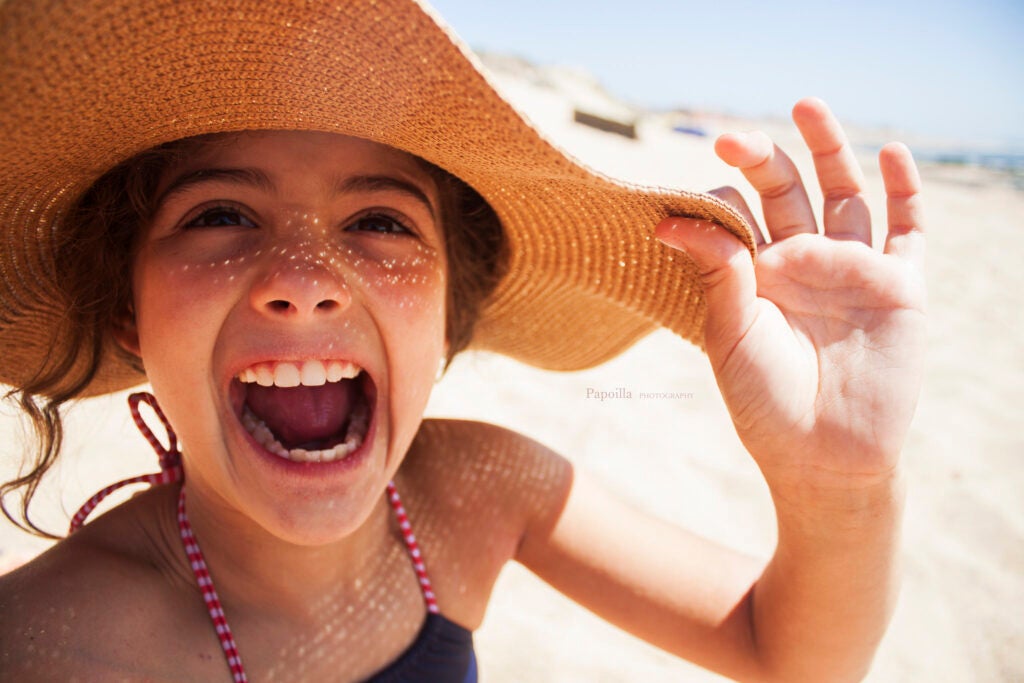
{"left": 430, "top": 0, "right": 1024, "bottom": 149}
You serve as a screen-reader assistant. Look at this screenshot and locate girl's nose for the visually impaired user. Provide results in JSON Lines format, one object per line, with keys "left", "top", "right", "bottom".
{"left": 249, "top": 252, "right": 351, "bottom": 320}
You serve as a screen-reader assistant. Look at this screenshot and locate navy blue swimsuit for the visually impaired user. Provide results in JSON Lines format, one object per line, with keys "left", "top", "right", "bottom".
{"left": 366, "top": 613, "right": 477, "bottom": 682}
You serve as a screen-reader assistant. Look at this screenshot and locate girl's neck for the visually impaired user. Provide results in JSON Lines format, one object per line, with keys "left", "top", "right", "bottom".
{"left": 174, "top": 479, "right": 396, "bottom": 624}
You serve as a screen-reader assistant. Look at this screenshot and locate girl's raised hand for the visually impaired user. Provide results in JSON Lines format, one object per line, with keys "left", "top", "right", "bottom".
{"left": 656, "top": 97, "right": 926, "bottom": 498}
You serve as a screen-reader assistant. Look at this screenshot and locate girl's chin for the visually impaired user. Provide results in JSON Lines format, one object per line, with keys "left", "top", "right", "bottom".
{"left": 184, "top": 403, "right": 392, "bottom": 544}
{"left": 203, "top": 458, "right": 391, "bottom": 547}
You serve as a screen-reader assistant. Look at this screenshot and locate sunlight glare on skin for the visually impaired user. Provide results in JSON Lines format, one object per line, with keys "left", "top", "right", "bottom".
{"left": 170, "top": 205, "right": 446, "bottom": 306}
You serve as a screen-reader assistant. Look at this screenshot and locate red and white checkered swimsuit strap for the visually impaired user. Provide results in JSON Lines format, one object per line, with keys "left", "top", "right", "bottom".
{"left": 68, "top": 392, "right": 183, "bottom": 533}
{"left": 70, "top": 391, "right": 441, "bottom": 683}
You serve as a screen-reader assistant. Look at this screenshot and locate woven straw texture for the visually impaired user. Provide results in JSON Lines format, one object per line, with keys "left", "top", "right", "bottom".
{"left": 0, "top": 0, "right": 754, "bottom": 397}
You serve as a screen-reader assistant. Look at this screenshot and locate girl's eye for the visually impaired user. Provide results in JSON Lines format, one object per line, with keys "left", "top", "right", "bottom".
{"left": 348, "top": 214, "right": 413, "bottom": 236}
{"left": 184, "top": 207, "right": 257, "bottom": 230}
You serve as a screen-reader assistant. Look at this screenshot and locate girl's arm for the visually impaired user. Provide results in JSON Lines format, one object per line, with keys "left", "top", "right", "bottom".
{"left": 517, "top": 97, "right": 925, "bottom": 682}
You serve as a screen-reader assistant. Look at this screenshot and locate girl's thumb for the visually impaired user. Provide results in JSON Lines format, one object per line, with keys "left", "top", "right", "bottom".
{"left": 654, "top": 217, "right": 757, "bottom": 348}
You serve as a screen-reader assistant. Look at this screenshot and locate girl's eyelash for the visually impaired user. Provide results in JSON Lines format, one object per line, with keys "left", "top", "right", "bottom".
{"left": 347, "top": 211, "right": 416, "bottom": 236}
{"left": 175, "top": 205, "right": 418, "bottom": 236}
{"left": 182, "top": 204, "right": 257, "bottom": 230}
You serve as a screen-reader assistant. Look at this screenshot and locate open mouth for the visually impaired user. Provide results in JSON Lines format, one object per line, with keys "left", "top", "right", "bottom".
{"left": 235, "top": 359, "right": 374, "bottom": 463}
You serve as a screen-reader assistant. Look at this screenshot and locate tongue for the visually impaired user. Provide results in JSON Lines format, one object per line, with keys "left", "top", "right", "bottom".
{"left": 246, "top": 380, "right": 357, "bottom": 448}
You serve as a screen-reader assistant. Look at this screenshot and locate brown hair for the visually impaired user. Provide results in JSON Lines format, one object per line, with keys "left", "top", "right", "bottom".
{"left": 0, "top": 134, "right": 507, "bottom": 538}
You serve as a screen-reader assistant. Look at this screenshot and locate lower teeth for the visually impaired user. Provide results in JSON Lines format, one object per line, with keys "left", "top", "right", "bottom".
{"left": 240, "top": 401, "right": 369, "bottom": 463}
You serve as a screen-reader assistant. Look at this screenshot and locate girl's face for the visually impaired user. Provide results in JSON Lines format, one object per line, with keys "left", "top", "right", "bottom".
{"left": 119, "top": 131, "right": 448, "bottom": 544}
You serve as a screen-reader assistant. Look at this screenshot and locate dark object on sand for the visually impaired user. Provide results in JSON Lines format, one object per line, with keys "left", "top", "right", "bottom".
{"left": 672, "top": 125, "right": 708, "bottom": 137}
{"left": 573, "top": 109, "right": 637, "bottom": 139}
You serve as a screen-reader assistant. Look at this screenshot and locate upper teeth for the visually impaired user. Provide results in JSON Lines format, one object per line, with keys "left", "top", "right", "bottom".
{"left": 237, "top": 360, "right": 362, "bottom": 387}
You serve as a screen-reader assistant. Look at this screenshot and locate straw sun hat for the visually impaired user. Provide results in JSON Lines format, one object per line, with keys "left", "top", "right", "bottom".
{"left": 0, "top": 0, "right": 754, "bottom": 398}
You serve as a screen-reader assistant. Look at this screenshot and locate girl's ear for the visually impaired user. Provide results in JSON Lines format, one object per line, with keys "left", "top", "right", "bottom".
{"left": 112, "top": 305, "right": 142, "bottom": 357}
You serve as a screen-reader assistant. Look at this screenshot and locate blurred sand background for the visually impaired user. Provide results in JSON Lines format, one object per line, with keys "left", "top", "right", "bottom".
{"left": 2, "top": 55, "right": 1022, "bottom": 681}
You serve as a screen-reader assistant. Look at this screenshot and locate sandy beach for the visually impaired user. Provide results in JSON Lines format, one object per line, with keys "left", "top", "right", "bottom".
{"left": 2, "top": 57, "right": 1021, "bottom": 681}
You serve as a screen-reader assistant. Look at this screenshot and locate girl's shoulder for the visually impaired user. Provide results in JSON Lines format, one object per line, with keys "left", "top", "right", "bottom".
{"left": 401, "top": 417, "right": 572, "bottom": 524}
{"left": 0, "top": 486, "right": 219, "bottom": 680}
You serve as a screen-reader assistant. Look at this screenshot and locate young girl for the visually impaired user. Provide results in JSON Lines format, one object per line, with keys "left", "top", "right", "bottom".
{"left": 0, "top": 0, "right": 926, "bottom": 681}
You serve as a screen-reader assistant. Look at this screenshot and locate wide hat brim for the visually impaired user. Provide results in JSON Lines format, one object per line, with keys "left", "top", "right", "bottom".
{"left": 0, "top": 0, "right": 754, "bottom": 398}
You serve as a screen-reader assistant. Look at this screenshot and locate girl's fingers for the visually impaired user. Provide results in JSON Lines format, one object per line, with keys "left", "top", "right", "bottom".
{"left": 655, "top": 217, "right": 758, "bottom": 352}
{"left": 706, "top": 185, "right": 766, "bottom": 246}
{"left": 791, "top": 97, "right": 872, "bottom": 244}
{"left": 714, "top": 130, "right": 817, "bottom": 242}
{"left": 879, "top": 142, "right": 926, "bottom": 270}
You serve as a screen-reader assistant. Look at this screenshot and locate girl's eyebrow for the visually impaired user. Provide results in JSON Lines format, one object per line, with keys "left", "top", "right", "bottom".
{"left": 155, "top": 167, "right": 273, "bottom": 209}
{"left": 155, "top": 167, "right": 437, "bottom": 222}
{"left": 335, "top": 174, "right": 437, "bottom": 222}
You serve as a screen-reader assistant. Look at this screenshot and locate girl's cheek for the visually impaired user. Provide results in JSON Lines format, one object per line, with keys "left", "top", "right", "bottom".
{"left": 130, "top": 254, "right": 251, "bottom": 362}
{"left": 343, "top": 242, "right": 447, "bottom": 318}
{"left": 161, "top": 259, "right": 249, "bottom": 293}
{"left": 346, "top": 243, "right": 448, "bottom": 392}
{"left": 137, "top": 231, "right": 256, "bottom": 293}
